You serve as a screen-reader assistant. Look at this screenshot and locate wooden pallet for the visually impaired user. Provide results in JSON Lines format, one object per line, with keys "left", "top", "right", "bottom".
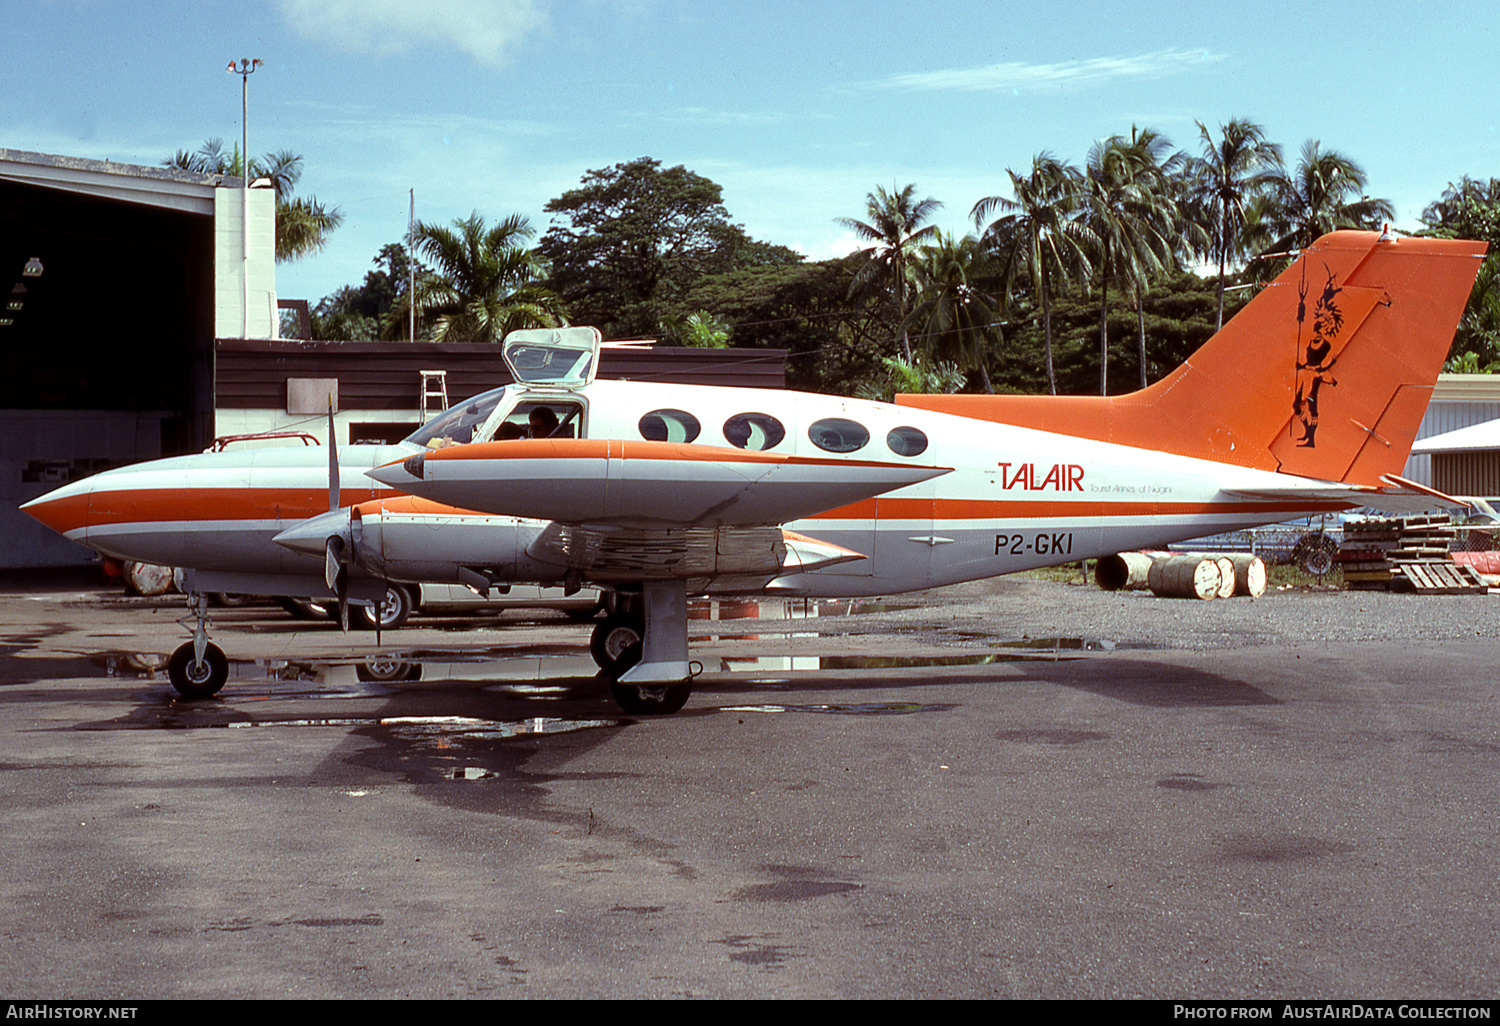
{"left": 1389, "top": 560, "right": 1488, "bottom": 595}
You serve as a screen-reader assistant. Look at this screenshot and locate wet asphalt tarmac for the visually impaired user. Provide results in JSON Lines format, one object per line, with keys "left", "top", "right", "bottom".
{"left": 0, "top": 572, "right": 1497, "bottom": 999}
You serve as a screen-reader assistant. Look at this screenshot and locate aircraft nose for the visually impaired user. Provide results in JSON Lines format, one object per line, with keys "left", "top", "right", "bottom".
{"left": 20, "top": 478, "right": 95, "bottom": 539}
{"left": 368, "top": 454, "right": 422, "bottom": 489}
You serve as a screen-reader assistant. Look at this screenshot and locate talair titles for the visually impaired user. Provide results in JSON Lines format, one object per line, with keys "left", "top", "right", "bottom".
{"left": 996, "top": 461, "right": 1085, "bottom": 492}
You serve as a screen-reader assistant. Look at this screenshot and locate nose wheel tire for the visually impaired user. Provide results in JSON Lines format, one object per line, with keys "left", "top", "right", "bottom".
{"left": 168, "top": 642, "right": 228, "bottom": 699}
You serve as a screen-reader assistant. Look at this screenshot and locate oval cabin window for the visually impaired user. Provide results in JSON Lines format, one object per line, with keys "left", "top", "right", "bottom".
{"left": 722, "top": 413, "right": 786, "bottom": 451}
{"left": 639, "top": 409, "right": 701, "bottom": 443}
{"left": 808, "top": 417, "right": 870, "bottom": 454}
{"left": 886, "top": 425, "right": 929, "bottom": 457}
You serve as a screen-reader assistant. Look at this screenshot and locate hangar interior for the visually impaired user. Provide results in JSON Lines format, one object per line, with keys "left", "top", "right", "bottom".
{"left": 0, "top": 150, "right": 273, "bottom": 567}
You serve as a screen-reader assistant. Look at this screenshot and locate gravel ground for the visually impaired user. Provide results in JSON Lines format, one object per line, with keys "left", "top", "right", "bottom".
{"left": 763, "top": 574, "right": 1500, "bottom": 653}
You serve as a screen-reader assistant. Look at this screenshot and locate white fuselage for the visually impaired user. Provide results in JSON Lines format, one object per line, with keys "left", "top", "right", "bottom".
{"left": 24, "top": 377, "right": 1349, "bottom": 599}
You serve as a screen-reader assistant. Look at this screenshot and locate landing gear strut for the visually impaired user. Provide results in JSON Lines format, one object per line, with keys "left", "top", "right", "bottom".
{"left": 591, "top": 581, "right": 694, "bottom": 715}
{"left": 168, "top": 592, "right": 229, "bottom": 699}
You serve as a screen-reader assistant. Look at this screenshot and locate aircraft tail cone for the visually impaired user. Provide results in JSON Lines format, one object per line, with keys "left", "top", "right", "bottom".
{"left": 780, "top": 530, "right": 866, "bottom": 573}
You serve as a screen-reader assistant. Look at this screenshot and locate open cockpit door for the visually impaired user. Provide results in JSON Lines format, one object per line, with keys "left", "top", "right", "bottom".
{"left": 502, "top": 326, "right": 602, "bottom": 389}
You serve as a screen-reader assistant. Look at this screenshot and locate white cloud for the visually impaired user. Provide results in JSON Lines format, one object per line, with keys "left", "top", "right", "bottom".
{"left": 849, "top": 49, "right": 1221, "bottom": 95}
{"left": 277, "top": 0, "right": 549, "bottom": 67}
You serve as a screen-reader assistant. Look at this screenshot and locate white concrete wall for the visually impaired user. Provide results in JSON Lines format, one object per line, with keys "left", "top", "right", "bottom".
{"left": 213, "top": 184, "right": 278, "bottom": 339}
{"left": 213, "top": 407, "right": 426, "bottom": 448}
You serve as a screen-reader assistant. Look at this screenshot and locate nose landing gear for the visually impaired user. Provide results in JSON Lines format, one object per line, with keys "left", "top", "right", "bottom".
{"left": 167, "top": 592, "right": 229, "bottom": 699}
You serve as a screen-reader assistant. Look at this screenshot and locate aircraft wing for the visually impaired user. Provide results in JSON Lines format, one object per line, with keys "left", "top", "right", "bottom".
{"left": 367, "top": 438, "right": 949, "bottom": 528}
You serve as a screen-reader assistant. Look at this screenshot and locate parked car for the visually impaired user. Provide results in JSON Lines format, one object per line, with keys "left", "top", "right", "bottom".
{"left": 277, "top": 582, "right": 606, "bottom": 630}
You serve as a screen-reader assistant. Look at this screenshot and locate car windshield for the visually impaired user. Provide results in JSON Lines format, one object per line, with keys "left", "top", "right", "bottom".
{"left": 402, "top": 386, "right": 511, "bottom": 448}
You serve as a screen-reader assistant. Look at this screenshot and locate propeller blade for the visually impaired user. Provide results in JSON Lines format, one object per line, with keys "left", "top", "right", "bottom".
{"left": 328, "top": 403, "right": 340, "bottom": 512}
{"left": 324, "top": 536, "right": 344, "bottom": 592}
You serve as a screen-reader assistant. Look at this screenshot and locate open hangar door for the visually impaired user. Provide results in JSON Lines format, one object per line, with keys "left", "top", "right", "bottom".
{"left": 0, "top": 155, "right": 215, "bottom": 568}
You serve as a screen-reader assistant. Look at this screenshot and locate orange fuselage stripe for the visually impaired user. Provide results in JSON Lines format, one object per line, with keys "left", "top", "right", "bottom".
{"left": 43, "top": 487, "right": 1349, "bottom": 533}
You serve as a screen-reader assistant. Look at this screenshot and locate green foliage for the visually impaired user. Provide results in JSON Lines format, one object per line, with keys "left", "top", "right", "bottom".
{"left": 409, "top": 212, "right": 563, "bottom": 343}
{"left": 1422, "top": 177, "right": 1500, "bottom": 368}
{"left": 680, "top": 256, "right": 888, "bottom": 394}
{"left": 856, "top": 356, "right": 967, "bottom": 402}
{"left": 310, "top": 243, "right": 418, "bottom": 340}
{"left": 163, "top": 139, "right": 342, "bottom": 262}
{"left": 836, "top": 184, "right": 943, "bottom": 362}
{"left": 538, "top": 157, "right": 797, "bottom": 339}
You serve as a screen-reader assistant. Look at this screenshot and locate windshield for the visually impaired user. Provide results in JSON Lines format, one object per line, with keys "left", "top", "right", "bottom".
{"left": 402, "top": 386, "right": 511, "bottom": 448}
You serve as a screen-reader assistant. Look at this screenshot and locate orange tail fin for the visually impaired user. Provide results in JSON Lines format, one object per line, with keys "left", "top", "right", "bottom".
{"left": 898, "top": 230, "right": 1486, "bottom": 485}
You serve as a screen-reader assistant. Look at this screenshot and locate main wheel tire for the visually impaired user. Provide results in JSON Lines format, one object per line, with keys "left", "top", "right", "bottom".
{"left": 590, "top": 614, "right": 643, "bottom": 671}
{"left": 167, "top": 641, "right": 229, "bottom": 699}
{"left": 275, "top": 596, "right": 331, "bottom": 620}
{"left": 357, "top": 584, "right": 414, "bottom": 630}
{"left": 610, "top": 679, "right": 692, "bottom": 715}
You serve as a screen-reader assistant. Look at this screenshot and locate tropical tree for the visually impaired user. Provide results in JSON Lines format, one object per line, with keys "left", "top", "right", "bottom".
{"left": 1251, "top": 140, "right": 1394, "bottom": 271}
{"left": 406, "top": 212, "right": 562, "bottom": 343}
{"left": 906, "top": 231, "right": 998, "bottom": 392}
{"left": 163, "top": 138, "right": 342, "bottom": 262}
{"left": 1080, "top": 130, "right": 1185, "bottom": 394}
{"left": 1186, "top": 119, "right": 1283, "bottom": 329}
{"left": 836, "top": 184, "right": 943, "bottom": 363}
{"left": 972, "top": 154, "right": 1091, "bottom": 395}
{"left": 539, "top": 158, "right": 796, "bottom": 339}
{"left": 1421, "top": 176, "right": 1500, "bottom": 366}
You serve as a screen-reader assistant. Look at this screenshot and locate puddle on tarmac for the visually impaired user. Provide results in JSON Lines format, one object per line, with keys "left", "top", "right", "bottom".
{"left": 84, "top": 633, "right": 1143, "bottom": 690}
{"left": 722, "top": 702, "right": 952, "bottom": 715}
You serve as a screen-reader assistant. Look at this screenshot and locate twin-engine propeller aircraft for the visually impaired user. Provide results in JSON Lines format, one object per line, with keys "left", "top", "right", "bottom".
{"left": 23, "top": 230, "right": 1486, "bottom": 713}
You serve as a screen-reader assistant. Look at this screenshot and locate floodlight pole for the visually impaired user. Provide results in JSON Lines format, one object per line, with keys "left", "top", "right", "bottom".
{"left": 227, "top": 58, "right": 262, "bottom": 339}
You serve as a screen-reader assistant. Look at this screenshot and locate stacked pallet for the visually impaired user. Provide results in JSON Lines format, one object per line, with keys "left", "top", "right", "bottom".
{"left": 1339, "top": 515, "right": 1488, "bottom": 594}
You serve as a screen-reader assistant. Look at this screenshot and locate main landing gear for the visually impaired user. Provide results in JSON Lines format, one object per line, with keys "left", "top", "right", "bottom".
{"left": 167, "top": 592, "right": 229, "bottom": 699}
{"left": 589, "top": 581, "right": 695, "bottom": 715}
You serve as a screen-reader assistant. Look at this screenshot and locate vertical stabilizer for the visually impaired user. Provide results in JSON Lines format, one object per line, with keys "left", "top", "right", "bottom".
{"left": 898, "top": 231, "right": 1486, "bottom": 485}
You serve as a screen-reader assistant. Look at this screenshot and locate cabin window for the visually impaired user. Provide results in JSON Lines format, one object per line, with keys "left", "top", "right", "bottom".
{"left": 723, "top": 413, "right": 785, "bottom": 451}
{"left": 808, "top": 417, "right": 870, "bottom": 454}
{"left": 886, "top": 426, "right": 928, "bottom": 457}
{"left": 639, "top": 409, "right": 701, "bottom": 443}
{"left": 496, "top": 400, "right": 585, "bottom": 440}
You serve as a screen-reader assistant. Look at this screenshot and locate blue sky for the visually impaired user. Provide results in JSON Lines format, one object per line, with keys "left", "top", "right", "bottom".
{"left": 5, "top": 0, "right": 1498, "bottom": 307}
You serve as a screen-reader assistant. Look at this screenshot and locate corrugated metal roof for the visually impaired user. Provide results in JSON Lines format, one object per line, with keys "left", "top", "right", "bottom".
{"left": 1413, "top": 417, "right": 1500, "bottom": 454}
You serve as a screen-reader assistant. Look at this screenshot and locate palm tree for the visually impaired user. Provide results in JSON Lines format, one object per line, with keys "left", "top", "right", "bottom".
{"left": 1422, "top": 176, "right": 1500, "bottom": 366}
{"left": 1252, "top": 140, "right": 1395, "bottom": 269}
{"left": 163, "top": 139, "right": 343, "bottom": 262}
{"left": 836, "top": 184, "right": 943, "bottom": 363}
{"left": 972, "top": 154, "right": 1090, "bottom": 395}
{"left": 906, "top": 232, "right": 998, "bottom": 392}
{"left": 1186, "top": 119, "right": 1282, "bottom": 329}
{"left": 1080, "top": 130, "right": 1182, "bottom": 394}
{"left": 407, "top": 212, "right": 562, "bottom": 343}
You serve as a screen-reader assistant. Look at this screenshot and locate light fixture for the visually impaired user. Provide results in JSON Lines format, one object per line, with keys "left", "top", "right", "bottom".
{"left": 22, "top": 257, "right": 43, "bottom": 277}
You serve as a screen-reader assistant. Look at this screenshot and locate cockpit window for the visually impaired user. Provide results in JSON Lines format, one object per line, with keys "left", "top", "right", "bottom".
{"left": 402, "top": 386, "right": 509, "bottom": 448}
{"left": 723, "top": 413, "right": 785, "bottom": 451}
{"left": 639, "top": 409, "right": 701, "bottom": 443}
{"left": 808, "top": 417, "right": 870, "bottom": 454}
